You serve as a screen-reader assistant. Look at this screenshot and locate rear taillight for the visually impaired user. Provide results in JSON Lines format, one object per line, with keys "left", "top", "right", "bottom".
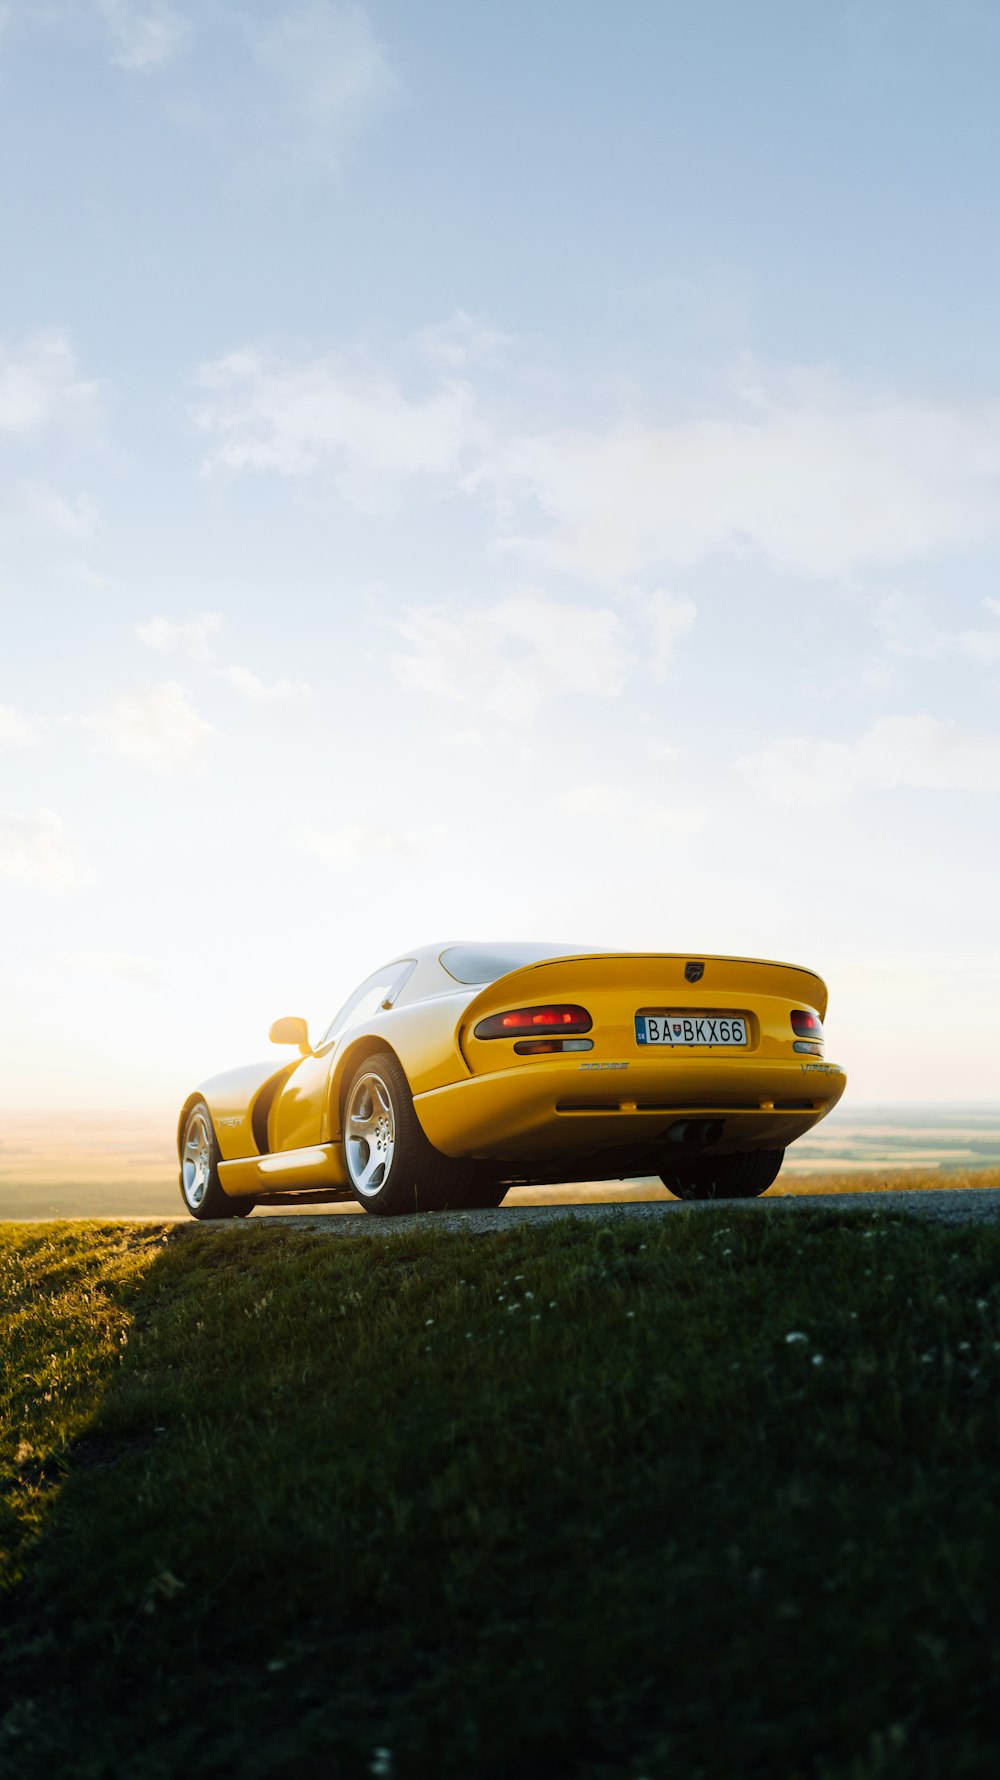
{"left": 513, "top": 1038, "right": 593, "bottom": 1056}
{"left": 791, "top": 1008, "right": 824, "bottom": 1055}
{"left": 474, "top": 1004, "right": 592, "bottom": 1039}
{"left": 791, "top": 1009, "right": 824, "bottom": 1037}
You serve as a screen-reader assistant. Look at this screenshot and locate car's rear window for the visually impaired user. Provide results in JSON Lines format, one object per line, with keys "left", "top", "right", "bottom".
{"left": 439, "top": 943, "right": 582, "bottom": 986}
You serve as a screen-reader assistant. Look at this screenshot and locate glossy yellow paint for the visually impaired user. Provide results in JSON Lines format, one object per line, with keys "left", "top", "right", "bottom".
{"left": 415, "top": 1058, "right": 845, "bottom": 1160}
{"left": 269, "top": 1049, "right": 331, "bottom": 1153}
{"left": 217, "top": 1144, "right": 348, "bottom": 1197}
{"left": 181, "top": 1058, "right": 297, "bottom": 1165}
{"left": 460, "top": 954, "right": 829, "bottom": 1074}
{"left": 185, "top": 946, "right": 847, "bottom": 1199}
{"left": 419, "top": 954, "right": 843, "bottom": 1160}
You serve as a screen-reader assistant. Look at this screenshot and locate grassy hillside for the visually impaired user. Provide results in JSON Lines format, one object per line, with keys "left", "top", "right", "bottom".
{"left": 2, "top": 1212, "right": 999, "bottom": 1778}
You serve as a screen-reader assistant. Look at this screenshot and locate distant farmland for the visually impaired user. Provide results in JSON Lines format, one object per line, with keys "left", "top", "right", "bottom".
{"left": 780, "top": 1102, "right": 1000, "bottom": 1173}
{"left": 0, "top": 1096, "right": 989, "bottom": 1224}
{"left": 1, "top": 1103, "right": 999, "bottom": 1221}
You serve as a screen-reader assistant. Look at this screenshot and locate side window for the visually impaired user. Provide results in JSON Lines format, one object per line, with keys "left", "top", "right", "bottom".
{"left": 320, "top": 961, "right": 416, "bottom": 1048}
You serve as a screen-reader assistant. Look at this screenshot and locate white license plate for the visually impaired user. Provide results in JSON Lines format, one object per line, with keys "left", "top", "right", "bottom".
{"left": 635, "top": 1013, "right": 747, "bottom": 1047}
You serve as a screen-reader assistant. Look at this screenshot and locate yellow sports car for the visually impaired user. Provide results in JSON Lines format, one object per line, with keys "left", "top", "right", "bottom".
{"left": 177, "top": 942, "right": 846, "bottom": 1219}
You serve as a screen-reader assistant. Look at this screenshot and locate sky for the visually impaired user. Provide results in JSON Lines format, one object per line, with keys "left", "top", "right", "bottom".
{"left": 1, "top": 0, "right": 999, "bottom": 1114}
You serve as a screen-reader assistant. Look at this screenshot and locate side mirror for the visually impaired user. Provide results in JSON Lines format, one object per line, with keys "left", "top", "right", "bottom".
{"left": 269, "top": 1016, "right": 311, "bottom": 1055}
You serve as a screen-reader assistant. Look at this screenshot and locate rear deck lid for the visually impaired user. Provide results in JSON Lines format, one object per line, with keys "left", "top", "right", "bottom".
{"left": 459, "top": 952, "right": 829, "bottom": 1069}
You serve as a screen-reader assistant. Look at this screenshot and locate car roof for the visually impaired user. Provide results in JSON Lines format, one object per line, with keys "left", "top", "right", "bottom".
{"left": 409, "top": 940, "right": 587, "bottom": 967}
{"left": 382, "top": 942, "right": 599, "bottom": 990}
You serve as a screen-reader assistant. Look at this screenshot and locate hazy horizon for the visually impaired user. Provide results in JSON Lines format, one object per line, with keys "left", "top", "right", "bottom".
{"left": 4, "top": 1103, "right": 999, "bottom": 1223}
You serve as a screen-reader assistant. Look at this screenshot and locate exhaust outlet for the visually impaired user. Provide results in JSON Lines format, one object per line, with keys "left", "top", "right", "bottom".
{"left": 665, "top": 1118, "right": 724, "bottom": 1148}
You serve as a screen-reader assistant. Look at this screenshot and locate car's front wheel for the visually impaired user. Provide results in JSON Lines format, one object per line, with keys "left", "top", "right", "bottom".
{"left": 343, "top": 1051, "right": 475, "bottom": 1215}
{"left": 179, "top": 1101, "right": 254, "bottom": 1220}
{"left": 659, "top": 1148, "right": 784, "bottom": 1201}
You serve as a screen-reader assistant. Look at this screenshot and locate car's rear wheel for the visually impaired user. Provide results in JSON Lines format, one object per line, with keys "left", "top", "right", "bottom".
{"left": 179, "top": 1101, "right": 255, "bottom": 1220}
{"left": 343, "top": 1051, "right": 476, "bottom": 1215}
{"left": 660, "top": 1148, "right": 784, "bottom": 1201}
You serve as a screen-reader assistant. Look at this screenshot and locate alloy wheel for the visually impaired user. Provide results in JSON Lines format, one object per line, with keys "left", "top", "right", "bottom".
{"left": 345, "top": 1072, "right": 396, "bottom": 1196}
{"left": 182, "top": 1109, "right": 213, "bottom": 1210}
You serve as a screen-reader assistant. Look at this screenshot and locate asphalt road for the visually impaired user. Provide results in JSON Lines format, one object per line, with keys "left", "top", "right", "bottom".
{"left": 208, "top": 1186, "right": 1000, "bottom": 1238}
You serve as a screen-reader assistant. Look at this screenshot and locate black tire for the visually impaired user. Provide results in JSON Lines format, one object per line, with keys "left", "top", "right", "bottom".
{"left": 342, "top": 1051, "right": 475, "bottom": 1216}
{"left": 660, "top": 1148, "right": 785, "bottom": 1202}
{"left": 179, "top": 1100, "right": 255, "bottom": 1221}
{"left": 457, "top": 1175, "right": 509, "bottom": 1210}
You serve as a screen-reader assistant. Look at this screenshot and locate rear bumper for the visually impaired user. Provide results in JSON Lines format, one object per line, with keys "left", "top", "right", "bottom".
{"left": 414, "top": 1057, "right": 846, "bottom": 1161}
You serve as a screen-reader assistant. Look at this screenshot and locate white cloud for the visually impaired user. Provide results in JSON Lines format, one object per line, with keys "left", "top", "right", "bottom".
{"left": 0, "top": 704, "right": 41, "bottom": 748}
{"left": 562, "top": 783, "right": 708, "bottom": 837}
{"left": 136, "top": 612, "right": 221, "bottom": 662}
{"left": 296, "top": 823, "right": 445, "bottom": 864}
{"left": 0, "top": 331, "right": 98, "bottom": 436}
{"left": 414, "top": 310, "right": 513, "bottom": 367}
{"left": 216, "top": 664, "right": 310, "bottom": 702}
{"left": 388, "top": 588, "right": 696, "bottom": 719}
{"left": 69, "top": 949, "right": 161, "bottom": 983}
{"left": 196, "top": 341, "right": 1000, "bottom": 580}
{"left": 196, "top": 347, "right": 479, "bottom": 496}
{"left": 477, "top": 377, "right": 1000, "bottom": 582}
{"left": 739, "top": 714, "right": 1000, "bottom": 805}
{"left": 249, "top": 2, "right": 397, "bottom": 173}
{"left": 16, "top": 479, "right": 97, "bottom": 538}
{"left": 390, "top": 592, "right": 633, "bottom": 721}
{"left": 297, "top": 824, "right": 399, "bottom": 862}
{"left": 96, "top": 0, "right": 188, "bottom": 72}
{"left": 878, "top": 592, "right": 1000, "bottom": 666}
{"left": 641, "top": 590, "right": 697, "bottom": 679}
{"left": 81, "top": 681, "right": 213, "bottom": 774}
{"left": 0, "top": 810, "right": 91, "bottom": 892}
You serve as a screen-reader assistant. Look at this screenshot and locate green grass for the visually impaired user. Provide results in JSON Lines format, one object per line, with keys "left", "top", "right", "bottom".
{"left": 2, "top": 1212, "right": 999, "bottom": 1779}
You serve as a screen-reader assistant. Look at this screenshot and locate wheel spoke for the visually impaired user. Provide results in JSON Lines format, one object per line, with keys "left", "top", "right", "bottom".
{"left": 358, "top": 1147, "right": 383, "bottom": 1189}
{"left": 347, "top": 1110, "right": 377, "bottom": 1141}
